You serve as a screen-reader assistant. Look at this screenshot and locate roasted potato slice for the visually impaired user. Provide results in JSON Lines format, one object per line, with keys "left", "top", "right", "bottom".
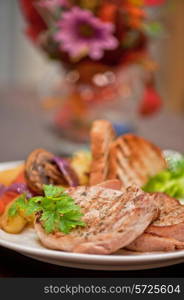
{"left": 71, "top": 151, "right": 91, "bottom": 185}
{"left": 0, "top": 164, "right": 24, "bottom": 186}
{"left": 0, "top": 198, "right": 27, "bottom": 234}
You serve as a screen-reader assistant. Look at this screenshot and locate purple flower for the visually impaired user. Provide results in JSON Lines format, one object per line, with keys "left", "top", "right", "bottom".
{"left": 54, "top": 7, "right": 119, "bottom": 60}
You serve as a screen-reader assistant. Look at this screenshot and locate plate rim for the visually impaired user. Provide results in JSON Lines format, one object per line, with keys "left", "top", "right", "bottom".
{"left": 1, "top": 229, "right": 184, "bottom": 265}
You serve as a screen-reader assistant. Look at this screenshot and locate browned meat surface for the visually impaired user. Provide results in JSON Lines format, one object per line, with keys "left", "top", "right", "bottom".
{"left": 127, "top": 233, "right": 184, "bottom": 252}
{"left": 127, "top": 193, "right": 184, "bottom": 252}
{"left": 35, "top": 185, "right": 158, "bottom": 255}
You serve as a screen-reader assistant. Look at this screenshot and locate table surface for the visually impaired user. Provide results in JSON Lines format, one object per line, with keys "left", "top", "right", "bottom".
{"left": 0, "top": 88, "right": 184, "bottom": 278}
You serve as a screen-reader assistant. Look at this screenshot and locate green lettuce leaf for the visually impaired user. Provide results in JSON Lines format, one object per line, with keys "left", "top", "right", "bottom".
{"left": 143, "top": 153, "right": 184, "bottom": 202}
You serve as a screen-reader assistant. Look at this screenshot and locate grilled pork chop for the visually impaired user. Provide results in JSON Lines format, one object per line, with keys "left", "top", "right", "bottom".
{"left": 35, "top": 185, "right": 158, "bottom": 255}
{"left": 127, "top": 234, "right": 184, "bottom": 252}
{"left": 108, "top": 134, "right": 167, "bottom": 190}
{"left": 89, "top": 120, "right": 116, "bottom": 186}
{"left": 127, "top": 193, "right": 184, "bottom": 252}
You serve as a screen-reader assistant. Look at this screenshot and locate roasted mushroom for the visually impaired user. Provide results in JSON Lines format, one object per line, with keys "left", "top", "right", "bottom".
{"left": 25, "top": 149, "right": 79, "bottom": 194}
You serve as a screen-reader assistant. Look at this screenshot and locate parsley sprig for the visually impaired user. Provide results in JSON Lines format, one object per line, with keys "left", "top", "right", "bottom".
{"left": 8, "top": 185, "right": 85, "bottom": 234}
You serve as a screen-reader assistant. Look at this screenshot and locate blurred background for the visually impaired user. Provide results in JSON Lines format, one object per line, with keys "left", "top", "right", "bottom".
{"left": 0, "top": 0, "right": 184, "bottom": 162}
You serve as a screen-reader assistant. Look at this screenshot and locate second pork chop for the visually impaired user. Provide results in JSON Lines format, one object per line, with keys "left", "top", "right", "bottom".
{"left": 127, "top": 193, "right": 184, "bottom": 252}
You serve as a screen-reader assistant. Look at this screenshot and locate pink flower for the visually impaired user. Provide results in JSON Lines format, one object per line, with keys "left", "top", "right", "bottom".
{"left": 54, "top": 7, "right": 119, "bottom": 60}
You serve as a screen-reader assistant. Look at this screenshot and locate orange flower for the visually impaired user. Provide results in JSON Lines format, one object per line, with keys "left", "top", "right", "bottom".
{"left": 98, "top": 3, "right": 117, "bottom": 23}
{"left": 122, "top": 3, "right": 146, "bottom": 28}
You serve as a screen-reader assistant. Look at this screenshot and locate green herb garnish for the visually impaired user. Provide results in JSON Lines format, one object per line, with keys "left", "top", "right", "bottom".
{"left": 143, "top": 153, "right": 184, "bottom": 203}
{"left": 8, "top": 185, "right": 85, "bottom": 234}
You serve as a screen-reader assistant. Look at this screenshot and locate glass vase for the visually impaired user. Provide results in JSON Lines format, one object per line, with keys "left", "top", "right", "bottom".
{"left": 39, "top": 62, "right": 146, "bottom": 154}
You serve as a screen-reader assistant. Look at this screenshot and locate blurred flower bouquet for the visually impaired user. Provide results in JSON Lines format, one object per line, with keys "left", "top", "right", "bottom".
{"left": 20, "top": 0, "right": 166, "bottom": 143}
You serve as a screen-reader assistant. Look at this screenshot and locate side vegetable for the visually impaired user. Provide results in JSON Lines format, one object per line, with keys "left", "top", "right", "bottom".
{"left": 0, "top": 192, "right": 18, "bottom": 216}
{"left": 0, "top": 197, "right": 28, "bottom": 234}
{"left": 0, "top": 168, "right": 28, "bottom": 216}
{"left": 71, "top": 151, "right": 92, "bottom": 185}
{"left": 143, "top": 153, "right": 184, "bottom": 204}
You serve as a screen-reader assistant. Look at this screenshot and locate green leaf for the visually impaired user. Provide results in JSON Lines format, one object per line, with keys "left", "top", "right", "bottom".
{"left": 29, "top": 196, "right": 43, "bottom": 203}
{"left": 8, "top": 204, "right": 18, "bottom": 217}
{"left": 44, "top": 185, "right": 65, "bottom": 198}
{"left": 64, "top": 210, "right": 84, "bottom": 221}
{"left": 25, "top": 203, "right": 40, "bottom": 216}
{"left": 59, "top": 218, "right": 85, "bottom": 234}
{"left": 143, "top": 153, "right": 184, "bottom": 202}
{"left": 8, "top": 184, "right": 85, "bottom": 235}
{"left": 8, "top": 194, "right": 27, "bottom": 217}
{"left": 56, "top": 198, "right": 78, "bottom": 214}
{"left": 41, "top": 212, "right": 56, "bottom": 233}
{"left": 59, "top": 219, "right": 69, "bottom": 234}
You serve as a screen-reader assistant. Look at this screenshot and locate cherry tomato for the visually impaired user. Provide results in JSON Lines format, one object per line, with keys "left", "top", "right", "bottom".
{"left": 0, "top": 170, "right": 26, "bottom": 215}
{"left": 0, "top": 200, "right": 5, "bottom": 215}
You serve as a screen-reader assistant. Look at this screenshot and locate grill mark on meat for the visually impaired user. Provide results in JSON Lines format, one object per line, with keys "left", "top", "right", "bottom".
{"left": 116, "top": 167, "right": 130, "bottom": 187}
{"left": 79, "top": 189, "right": 124, "bottom": 235}
{"left": 123, "top": 136, "right": 148, "bottom": 181}
{"left": 117, "top": 149, "right": 142, "bottom": 185}
{"left": 70, "top": 187, "right": 123, "bottom": 215}
{"left": 97, "top": 188, "right": 143, "bottom": 234}
{"left": 131, "top": 137, "right": 155, "bottom": 177}
{"left": 115, "top": 147, "right": 128, "bottom": 186}
{"left": 121, "top": 137, "right": 146, "bottom": 183}
{"left": 118, "top": 142, "right": 137, "bottom": 182}
{"left": 69, "top": 186, "right": 124, "bottom": 236}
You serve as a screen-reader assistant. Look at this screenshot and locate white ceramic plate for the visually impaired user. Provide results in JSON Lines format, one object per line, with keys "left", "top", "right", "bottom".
{"left": 0, "top": 161, "right": 184, "bottom": 271}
